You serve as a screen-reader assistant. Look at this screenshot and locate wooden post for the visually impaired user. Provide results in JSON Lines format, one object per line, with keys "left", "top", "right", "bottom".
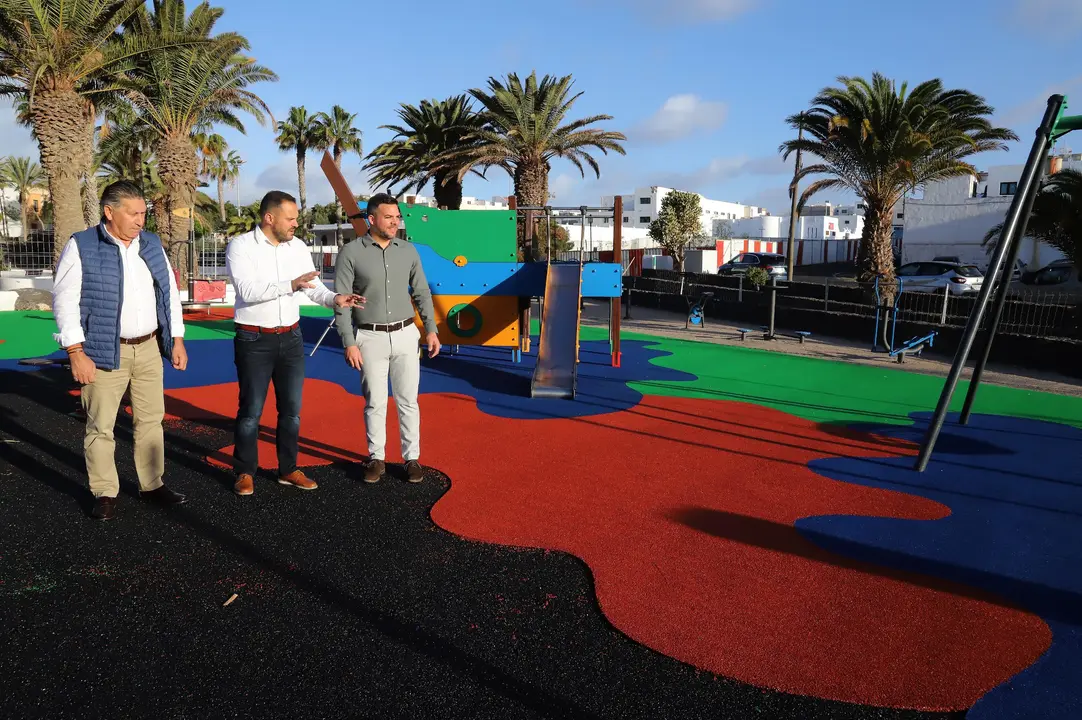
{"left": 611, "top": 195, "right": 622, "bottom": 367}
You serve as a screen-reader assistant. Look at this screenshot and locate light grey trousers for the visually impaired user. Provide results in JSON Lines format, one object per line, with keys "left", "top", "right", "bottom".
{"left": 354, "top": 323, "right": 421, "bottom": 461}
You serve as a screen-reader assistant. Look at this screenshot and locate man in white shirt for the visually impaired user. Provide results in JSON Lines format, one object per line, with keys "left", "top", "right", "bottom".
{"left": 225, "top": 190, "right": 363, "bottom": 496}
{"left": 52, "top": 180, "right": 188, "bottom": 521}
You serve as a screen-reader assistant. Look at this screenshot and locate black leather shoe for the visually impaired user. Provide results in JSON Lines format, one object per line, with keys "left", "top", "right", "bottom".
{"left": 140, "top": 485, "right": 187, "bottom": 505}
{"left": 91, "top": 496, "right": 117, "bottom": 521}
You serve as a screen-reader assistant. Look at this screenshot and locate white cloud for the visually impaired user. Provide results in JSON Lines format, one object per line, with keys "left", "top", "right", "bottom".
{"left": 997, "top": 74, "right": 1082, "bottom": 128}
{"left": 632, "top": 94, "right": 728, "bottom": 143}
{"left": 652, "top": 152, "right": 791, "bottom": 190}
{"left": 634, "top": 0, "right": 757, "bottom": 23}
{"left": 1013, "top": 0, "right": 1082, "bottom": 35}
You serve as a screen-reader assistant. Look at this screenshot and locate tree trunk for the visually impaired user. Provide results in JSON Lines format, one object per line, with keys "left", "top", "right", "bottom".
{"left": 217, "top": 174, "right": 226, "bottom": 223}
{"left": 433, "top": 171, "right": 463, "bottom": 210}
{"left": 155, "top": 133, "right": 199, "bottom": 288}
{"left": 864, "top": 199, "right": 897, "bottom": 304}
{"left": 29, "top": 88, "right": 94, "bottom": 266}
{"left": 514, "top": 160, "right": 549, "bottom": 260}
{"left": 296, "top": 145, "right": 307, "bottom": 213}
{"left": 82, "top": 171, "right": 99, "bottom": 227}
{"left": 18, "top": 191, "right": 28, "bottom": 244}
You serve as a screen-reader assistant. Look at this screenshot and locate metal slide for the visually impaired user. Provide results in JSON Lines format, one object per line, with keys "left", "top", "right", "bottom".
{"left": 530, "top": 262, "right": 583, "bottom": 399}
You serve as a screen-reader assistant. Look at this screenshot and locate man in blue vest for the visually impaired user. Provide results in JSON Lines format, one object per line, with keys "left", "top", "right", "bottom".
{"left": 52, "top": 180, "right": 189, "bottom": 521}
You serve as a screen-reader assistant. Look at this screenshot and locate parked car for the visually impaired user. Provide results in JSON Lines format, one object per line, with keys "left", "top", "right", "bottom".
{"left": 933, "top": 255, "right": 962, "bottom": 265}
{"left": 1020, "top": 259, "right": 1077, "bottom": 285}
{"left": 895, "top": 260, "right": 984, "bottom": 295}
{"left": 976, "top": 258, "right": 1026, "bottom": 281}
{"left": 718, "top": 252, "right": 788, "bottom": 280}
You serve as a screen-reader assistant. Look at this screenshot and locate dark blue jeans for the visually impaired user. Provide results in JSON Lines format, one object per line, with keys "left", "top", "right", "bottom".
{"left": 233, "top": 325, "right": 305, "bottom": 477}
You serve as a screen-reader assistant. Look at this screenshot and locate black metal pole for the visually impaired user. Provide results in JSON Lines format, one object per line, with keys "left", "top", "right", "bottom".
{"left": 765, "top": 276, "right": 778, "bottom": 339}
{"left": 958, "top": 147, "right": 1051, "bottom": 425}
{"left": 914, "top": 94, "right": 1064, "bottom": 472}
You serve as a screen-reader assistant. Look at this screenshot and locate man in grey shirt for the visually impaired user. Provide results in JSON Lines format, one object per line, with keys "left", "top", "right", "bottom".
{"left": 334, "top": 193, "right": 441, "bottom": 484}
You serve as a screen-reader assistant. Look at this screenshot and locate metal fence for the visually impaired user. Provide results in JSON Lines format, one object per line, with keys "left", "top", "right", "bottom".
{"left": 624, "top": 270, "right": 1081, "bottom": 341}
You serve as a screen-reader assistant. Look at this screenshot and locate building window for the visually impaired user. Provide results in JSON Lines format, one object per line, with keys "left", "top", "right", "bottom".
{"left": 623, "top": 216, "right": 629, "bottom": 223}
{"left": 1000, "top": 182, "right": 1017, "bottom": 196}
{"left": 639, "top": 197, "right": 650, "bottom": 204}
{"left": 639, "top": 216, "right": 651, "bottom": 223}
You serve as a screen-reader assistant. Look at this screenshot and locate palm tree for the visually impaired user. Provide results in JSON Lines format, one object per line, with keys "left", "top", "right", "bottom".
{"left": 435, "top": 71, "right": 627, "bottom": 211}
{"left": 981, "top": 168, "right": 1082, "bottom": 271}
{"left": 96, "top": 102, "right": 158, "bottom": 195}
{"left": 0, "top": 155, "right": 46, "bottom": 242}
{"left": 122, "top": 0, "right": 276, "bottom": 283}
{"left": 206, "top": 149, "right": 242, "bottom": 223}
{"left": 275, "top": 106, "right": 322, "bottom": 219}
{"left": 363, "top": 95, "right": 490, "bottom": 210}
{"left": 0, "top": 0, "right": 203, "bottom": 263}
{"left": 779, "top": 73, "right": 1017, "bottom": 297}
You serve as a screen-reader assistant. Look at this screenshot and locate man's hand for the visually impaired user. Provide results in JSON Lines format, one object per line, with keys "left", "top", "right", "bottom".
{"left": 425, "top": 331, "right": 441, "bottom": 358}
{"left": 334, "top": 293, "right": 366, "bottom": 308}
{"left": 171, "top": 338, "right": 188, "bottom": 371}
{"left": 291, "top": 270, "right": 320, "bottom": 292}
{"left": 69, "top": 350, "right": 96, "bottom": 385}
{"left": 344, "top": 345, "right": 363, "bottom": 370}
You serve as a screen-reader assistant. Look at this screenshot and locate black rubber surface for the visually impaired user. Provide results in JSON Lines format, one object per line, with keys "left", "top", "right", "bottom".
{"left": 0, "top": 368, "right": 965, "bottom": 719}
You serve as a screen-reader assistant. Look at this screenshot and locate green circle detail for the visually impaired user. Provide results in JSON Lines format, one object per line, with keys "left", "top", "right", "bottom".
{"left": 447, "top": 303, "right": 483, "bottom": 338}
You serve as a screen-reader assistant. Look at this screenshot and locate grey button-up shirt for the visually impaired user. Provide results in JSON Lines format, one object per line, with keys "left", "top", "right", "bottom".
{"left": 333, "top": 232, "right": 438, "bottom": 347}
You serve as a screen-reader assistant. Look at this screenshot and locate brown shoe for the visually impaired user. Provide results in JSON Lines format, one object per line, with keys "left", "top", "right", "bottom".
{"left": 234, "top": 473, "right": 254, "bottom": 496}
{"left": 363, "top": 459, "right": 385, "bottom": 484}
{"left": 278, "top": 470, "right": 317, "bottom": 490}
{"left": 404, "top": 460, "right": 424, "bottom": 483}
{"left": 90, "top": 496, "right": 117, "bottom": 520}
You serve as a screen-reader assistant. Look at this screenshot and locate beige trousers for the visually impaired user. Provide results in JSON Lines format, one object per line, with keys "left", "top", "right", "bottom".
{"left": 80, "top": 339, "right": 166, "bottom": 498}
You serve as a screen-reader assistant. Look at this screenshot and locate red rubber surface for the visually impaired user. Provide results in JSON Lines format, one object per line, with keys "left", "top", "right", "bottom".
{"left": 166, "top": 381, "right": 1051, "bottom": 711}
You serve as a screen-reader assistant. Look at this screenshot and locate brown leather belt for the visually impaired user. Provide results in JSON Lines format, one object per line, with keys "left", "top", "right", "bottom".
{"left": 120, "top": 330, "right": 158, "bottom": 345}
{"left": 235, "top": 321, "right": 299, "bottom": 334}
{"left": 357, "top": 318, "right": 414, "bottom": 332}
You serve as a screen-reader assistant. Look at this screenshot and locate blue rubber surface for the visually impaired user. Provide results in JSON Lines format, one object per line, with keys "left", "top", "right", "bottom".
{"left": 802, "top": 412, "right": 1082, "bottom": 720}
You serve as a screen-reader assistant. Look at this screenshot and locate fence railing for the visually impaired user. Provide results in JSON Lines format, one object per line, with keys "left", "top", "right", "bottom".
{"left": 624, "top": 270, "right": 1082, "bottom": 342}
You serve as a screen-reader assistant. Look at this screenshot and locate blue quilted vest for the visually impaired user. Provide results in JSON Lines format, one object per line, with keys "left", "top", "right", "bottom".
{"left": 73, "top": 224, "right": 175, "bottom": 370}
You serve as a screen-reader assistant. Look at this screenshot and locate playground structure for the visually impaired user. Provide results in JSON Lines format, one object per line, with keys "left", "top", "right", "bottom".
{"left": 917, "top": 93, "right": 1082, "bottom": 470}
{"left": 319, "top": 152, "right": 625, "bottom": 400}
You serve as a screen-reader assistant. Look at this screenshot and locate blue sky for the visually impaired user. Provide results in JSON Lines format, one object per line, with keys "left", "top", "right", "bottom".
{"left": 2, "top": 0, "right": 1082, "bottom": 215}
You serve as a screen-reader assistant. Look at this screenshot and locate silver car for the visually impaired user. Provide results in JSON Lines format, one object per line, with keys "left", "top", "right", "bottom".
{"left": 896, "top": 261, "right": 984, "bottom": 295}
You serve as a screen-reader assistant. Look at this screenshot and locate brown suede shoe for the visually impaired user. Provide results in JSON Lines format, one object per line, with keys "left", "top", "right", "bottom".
{"left": 404, "top": 460, "right": 424, "bottom": 483}
{"left": 278, "top": 470, "right": 317, "bottom": 490}
{"left": 363, "top": 459, "right": 385, "bottom": 484}
{"left": 234, "top": 473, "right": 254, "bottom": 496}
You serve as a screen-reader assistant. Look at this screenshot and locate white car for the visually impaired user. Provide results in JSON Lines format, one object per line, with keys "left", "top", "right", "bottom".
{"left": 896, "top": 261, "right": 984, "bottom": 295}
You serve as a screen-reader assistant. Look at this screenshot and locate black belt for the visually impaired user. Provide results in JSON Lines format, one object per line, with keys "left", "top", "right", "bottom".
{"left": 357, "top": 318, "right": 414, "bottom": 332}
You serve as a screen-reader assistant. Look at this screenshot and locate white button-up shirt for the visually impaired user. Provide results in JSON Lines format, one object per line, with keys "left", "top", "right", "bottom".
{"left": 52, "top": 224, "right": 186, "bottom": 348}
{"left": 225, "top": 225, "right": 337, "bottom": 328}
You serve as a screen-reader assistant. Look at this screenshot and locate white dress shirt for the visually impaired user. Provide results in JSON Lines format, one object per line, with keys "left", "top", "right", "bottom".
{"left": 225, "top": 225, "right": 338, "bottom": 328}
{"left": 52, "top": 224, "right": 186, "bottom": 348}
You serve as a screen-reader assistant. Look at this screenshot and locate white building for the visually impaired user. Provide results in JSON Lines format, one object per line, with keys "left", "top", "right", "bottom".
{"left": 600, "top": 186, "right": 768, "bottom": 236}
{"left": 899, "top": 152, "right": 1082, "bottom": 268}
{"left": 400, "top": 193, "right": 510, "bottom": 210}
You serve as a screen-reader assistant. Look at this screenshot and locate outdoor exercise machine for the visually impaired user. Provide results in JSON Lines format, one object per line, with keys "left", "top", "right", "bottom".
{"left": 743, "top": 276, "right": 812, "bottom": 343}
{"left": 870, "top": 275, "right": 937, "bottom": 362}
{"left": 872, "top": 274, "right": 903, "bottom": 353}
{"left": 685, "top": 291, "right": 714, "bottom": 329}
{"left": 915, "top": 93, "right": 1082, "bottom": 471}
